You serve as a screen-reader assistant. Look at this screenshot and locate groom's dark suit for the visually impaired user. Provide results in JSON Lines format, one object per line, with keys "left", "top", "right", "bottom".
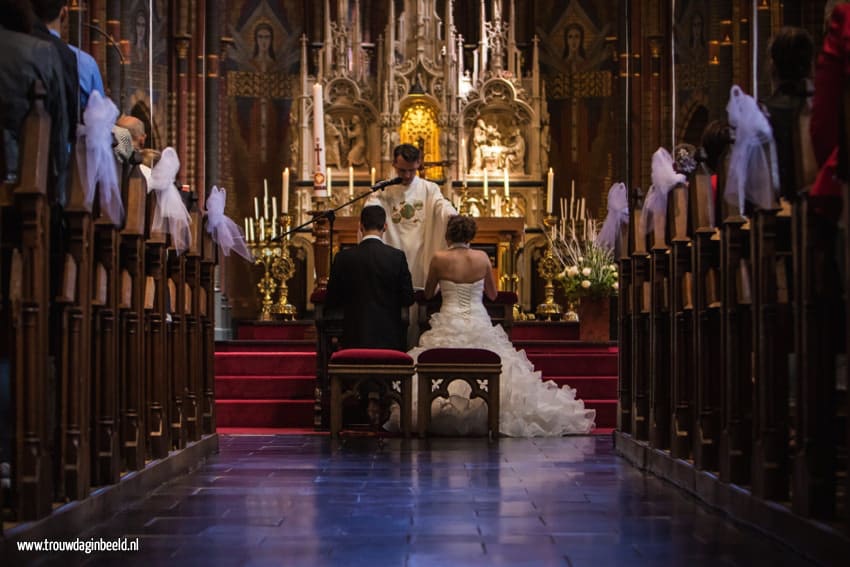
{"left": 325, "top": 236, "right": 415, "bottom": 351}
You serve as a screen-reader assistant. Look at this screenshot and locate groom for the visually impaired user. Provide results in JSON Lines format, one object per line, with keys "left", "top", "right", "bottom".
{"left": 325, "top": 205, "right": 415, "bottom": 352}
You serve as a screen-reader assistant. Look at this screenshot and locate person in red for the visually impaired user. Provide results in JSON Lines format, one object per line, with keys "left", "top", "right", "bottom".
{"left": 810, "top": 3, "right": 849, "bottom": 219}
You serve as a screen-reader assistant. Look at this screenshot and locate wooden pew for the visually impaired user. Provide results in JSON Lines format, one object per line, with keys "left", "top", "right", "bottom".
{"left": 669, "top": 180, "right": 694, "bottom": 460}
{"left": 57, "top": 134, "right": 93, "bottom": 501}
{"left": 184, "top": 197, "right": 202, "bottom": 443}
{"left": 144, "top": 188, "right": 170, "bottom": 459}
{"left": 118, "top": 164, "right": 147, "bottom": 471}
{"left": 691, "top": 163, "right": 722, "bottom": 472}
{"left": 199, "top": 220, "right": 217, "bottom": 435}
{"left": 718, "top": 184, "right": 753, "bottom": 487}
{"left": 648, "top": 189, "right": 672, "bottom": 451}
{"left": 750, "top": 185, "right": 791, "bottom": 501}
{"left": 167, "top": 245, "right": 188, "bottom": 450}
{"left": 617, "top": 208, "right": 632, "bottom": 434}
{"left": 6, "top": 82, "right": 54, "bottom": 520}
{"left": 90, "top": 176, "right": 121, "bottom": 487}
{"left": 629, "top": 190, "right": 650, "bottom": 441}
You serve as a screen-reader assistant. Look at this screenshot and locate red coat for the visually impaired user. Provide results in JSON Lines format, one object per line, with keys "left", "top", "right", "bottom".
{"left": 811, "top": 3, "right": 850, "bottom": 215}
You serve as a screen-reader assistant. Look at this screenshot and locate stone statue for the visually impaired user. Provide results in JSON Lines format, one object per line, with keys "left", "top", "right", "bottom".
{"left": 325, "top": 117, "right": 343, "bottom": 167}
{"left": 504, "top": 127, "right": 526, "bottom": 174}
{"left": 347, "top": 115, "right": 367, "bottom": 167}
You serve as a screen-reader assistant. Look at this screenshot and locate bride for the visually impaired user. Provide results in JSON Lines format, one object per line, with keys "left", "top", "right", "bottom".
{"left": 388, "top": 215, "right": 596, "bottom": 436}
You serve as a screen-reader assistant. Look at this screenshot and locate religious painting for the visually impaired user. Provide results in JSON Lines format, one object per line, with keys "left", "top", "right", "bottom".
{"left": 122, "top": 0, "right": 169, "bottom": 148}
{"left": 540, "top": 0, "right": 620, "bottom": 220}
{"left": 673, "top": 0, "right": 711, "bottom": 148}
{"left": 224, "top": 0, "right": 301, "bottom": 317}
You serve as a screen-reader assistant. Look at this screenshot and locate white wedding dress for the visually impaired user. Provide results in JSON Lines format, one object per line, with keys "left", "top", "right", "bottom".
{"left": 388, "top": 279, "right": 596, "bottom": 437}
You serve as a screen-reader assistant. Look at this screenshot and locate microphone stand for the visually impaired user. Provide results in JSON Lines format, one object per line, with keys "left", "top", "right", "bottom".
{"left": 270, "top": 182, "right": 393, "bottom": 265}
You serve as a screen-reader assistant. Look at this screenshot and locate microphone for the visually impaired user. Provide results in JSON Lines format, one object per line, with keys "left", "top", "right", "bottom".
{"left": 371, "top": 177, "right": 403, "bottom": 191}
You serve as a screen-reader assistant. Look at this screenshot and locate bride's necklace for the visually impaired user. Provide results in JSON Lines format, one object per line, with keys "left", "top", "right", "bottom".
{"left": 448, "top": 243, "right": 470, "bottom": 249}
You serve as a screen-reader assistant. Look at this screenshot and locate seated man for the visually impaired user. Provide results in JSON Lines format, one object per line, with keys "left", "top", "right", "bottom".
{"left": 117, "top": 115, "right": 146, "bottom": 151}
{"left": 325, "top": 205, "right": 415, "bottom": 425}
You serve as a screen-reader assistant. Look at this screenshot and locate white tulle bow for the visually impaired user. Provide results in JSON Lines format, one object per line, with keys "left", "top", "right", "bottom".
{"left": 595, "top": 182, "right": 629, "bottom": 252}
{"left": 206, "top": 186, "right": 253, "bottom": 261}
{"left": 725, "top": 85, "right": 779, "bottom": 214}
{"left": 641, "top": 147, "right": 686, "bottom": 235}
{"left": 80, "top": 91, "right": 123, "bottom": 225}
{"left": 148, "top": 147, "right": 191, "bottom": 253}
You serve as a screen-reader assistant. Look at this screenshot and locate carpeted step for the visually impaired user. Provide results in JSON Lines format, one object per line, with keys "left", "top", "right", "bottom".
{"left": 548, "top": 376, "right": 618, "bottom": 400}
{"left": 216, "top": 340, "right": 317, "bottom": 353}
{"left": 527, "top": 352, "right": 618, "bottom": 376}
{"left": 510, "top": 322, "right": 579, "bottom": 341}
{"left": 584, "top": 399, "right": 617, "bottom": 428}
{"left": 215, "top": 351, "right": 316, "bottom": 376}
{"left": 215, "top": 375, "right": 315, "bottom": 400}
{"left": 237, "top": 321, "right": 316, "bottom": 341}
{"left": 215, "top": 399, "right": 315, "bottom": 427}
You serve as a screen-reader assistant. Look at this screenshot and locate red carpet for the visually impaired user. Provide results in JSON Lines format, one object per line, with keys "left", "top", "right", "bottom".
{"left": 215, "top": 320, "right": 618, "bottom": 430}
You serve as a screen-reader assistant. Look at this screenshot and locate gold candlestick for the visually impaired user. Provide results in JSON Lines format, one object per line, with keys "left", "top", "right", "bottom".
{"left": 535, "top": 214, "right": 563, "bottom": 320}
{"left": 272, "top": 214, "right": 297, "bottom": 319}
{"left": 250, "top": 218, "right": 278, "bottom": 321}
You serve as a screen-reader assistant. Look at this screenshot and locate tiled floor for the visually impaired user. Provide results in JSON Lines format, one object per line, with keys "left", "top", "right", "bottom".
{"left": 26, "top": 434, "right": 816, "bottom": 566}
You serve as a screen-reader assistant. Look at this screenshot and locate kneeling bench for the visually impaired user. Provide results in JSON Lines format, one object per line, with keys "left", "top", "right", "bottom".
{"left": 328, "top": 348, "right": 415, "bottom": 438}
{"left": 416, "top": 348, "right": 501, "bottom": 439}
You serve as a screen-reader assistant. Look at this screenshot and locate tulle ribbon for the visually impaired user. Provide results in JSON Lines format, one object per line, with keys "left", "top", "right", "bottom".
{"left": 595, "top": 182, "right": 629, "bottom": 252}
{"left": 206, "top": 186, "right": 253, "bottom": 261}
{"left": 641, "top": 147, "right": 686, "bottom": 235}
{"left": 148, "top": 147, "right": 192, "bottom": 253}
{"left": 725, "top": 85, "right": 780, "bottom": 214}
{"left": 79, "top": 91, "right": 123, "bottom": 224}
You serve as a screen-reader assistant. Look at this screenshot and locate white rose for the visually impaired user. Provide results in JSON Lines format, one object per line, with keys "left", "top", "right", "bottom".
{"left": 577, "top": 256, "right": 584, "bottom": 263}
{"left": 612, "top": 282, "right": 619, "bottom": 290}
{"left": 581, "top": 267, "right": 592, "bottom": 277}
{"left": 581, "top": 280, "right": 591, "bottom": 289}
{"left": 568, "top": 266, "right": 580, "bottom": 277}
{"left": 609, "top": 264, "right": 618, "bottom": 272}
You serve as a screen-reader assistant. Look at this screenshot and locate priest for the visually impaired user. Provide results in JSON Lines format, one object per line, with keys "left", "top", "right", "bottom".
{"left": 365, "top": 143, "right": 457, "bottom": 289}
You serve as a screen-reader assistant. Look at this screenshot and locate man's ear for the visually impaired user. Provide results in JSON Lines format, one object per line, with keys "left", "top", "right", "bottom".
{"left": 382, "top": 223, "right": 388, "bottom": 232}
{"left": 60, "top": 6, "right": 69, "bottom": 23}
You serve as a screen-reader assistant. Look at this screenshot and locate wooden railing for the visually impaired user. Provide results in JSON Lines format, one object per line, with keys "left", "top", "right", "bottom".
{"left": 0, "top": 85, "right": 217, "bottom": 529}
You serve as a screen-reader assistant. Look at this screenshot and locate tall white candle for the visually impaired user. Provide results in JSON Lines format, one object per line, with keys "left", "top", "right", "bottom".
{"left": 312, "top": 83, "right": 326, "bottom": 195}
{"left": 259, "top": 217, "right": 265, "bottom": 240}
{"left": 327, "top": 167, "right": 333, "bottom": 197}
{"left": 272, "top": 196, "right": 278, "bottom": 220}
{"left": 244, "top": 217, "right": 250, "bottom": 240}
{"left": 483, "top": 169, "right": 489, "bottom": 199}
{"left": 503, "top": 168, "right": 510, "bottom": 198}
{"left": 249, "top": 220, "right": 255, "bottom": 242}
{"left": 370, "top": 166, "right": 376, "bottom": 187}
{"left": 263, "top": 179, "right": 269, "bottom": 219}
{"left": 569, "top": 179, "right": 575, "bottom": 219}
{"left": 254, "top": 196, "right": 259, "bottom": 219}
{"left": 282, "top": 168, "right": 290, "bottom": 213}
{"left": 348, "top": 166, "right": 354, "bottom": 197}
{"left": 546, "top": 168, "right": 554, "bottom": 213}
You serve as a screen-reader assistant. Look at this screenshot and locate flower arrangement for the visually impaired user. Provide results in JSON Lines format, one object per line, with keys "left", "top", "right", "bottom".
{"left": 550, "top": 221, "right": 619, "bottom": 301}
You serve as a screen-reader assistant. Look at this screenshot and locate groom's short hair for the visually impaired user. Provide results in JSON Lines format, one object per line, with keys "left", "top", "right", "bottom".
{"left": 361, "top": 205, "right": 386, "bottom": 231}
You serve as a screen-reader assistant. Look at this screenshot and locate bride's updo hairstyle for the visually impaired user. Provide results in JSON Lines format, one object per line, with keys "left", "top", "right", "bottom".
{"left": 446, "top": 215, "right": 477, "bottom": 244}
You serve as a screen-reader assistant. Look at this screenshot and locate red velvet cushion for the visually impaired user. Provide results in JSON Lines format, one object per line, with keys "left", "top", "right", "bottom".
{"left": 418, "top": 348, "right": 501, "bottom": 365}
{"left": 330, "top": 348, "right": 414, "bottom": 365}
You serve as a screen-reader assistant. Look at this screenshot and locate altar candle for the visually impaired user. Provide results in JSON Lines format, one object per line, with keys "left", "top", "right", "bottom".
{"left": 370, "top": 166, "right": 376, "bottom": 187}
{"left": 312, "top": 84, "right": 326, "bottom": 172}
{"left": 259, "top": 217, "right": 265, "bottom": 239}
{"left": 248, "top": 220, "right": 255, "bottom": 242}
{"left": 282, "top": 168, "right": 290, "bottom": 213}
{"left": 327, "top": 166, "right": 333, "bottom": 197}
{"left": 271, "top": 217, "right": 277, "bottom": 239}
{"left": 263, "top": 179, "right": 269, "bottom": 219}
{"left": 483, "top": 169, "right": 489, "bottom": 199}
{"left": 244, "top": 217, "right": 250, "bottom": 240}
{"left": 272, "top": 196, "right": 278, "bottom": 221}
{"left": 569, "top": 179, "right": 575, "bottom": 218}
{"left": 254, "top": 196, "right": 259, "bottom": 219}
{"left": 503, "top": 168, "right": 510, "bottom": 198}
{"left": 546, "top": 168, "right": 554, "bottom": 213}
{"left": 579, "top": 197, "right": 585, "bottom": 220}
{"left": 349, "top": 166, "right": 354, "bottom": 197}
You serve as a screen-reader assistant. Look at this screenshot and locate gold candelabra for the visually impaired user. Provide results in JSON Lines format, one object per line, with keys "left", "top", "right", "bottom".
{"left": 535, "top": 214, "right": 563, "bottom": 320}
{"left": 271, "top": 214, "right": 297, "bottom": 319}
{"left": 246, "top": 211, "right": 297, "bottom": 321}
